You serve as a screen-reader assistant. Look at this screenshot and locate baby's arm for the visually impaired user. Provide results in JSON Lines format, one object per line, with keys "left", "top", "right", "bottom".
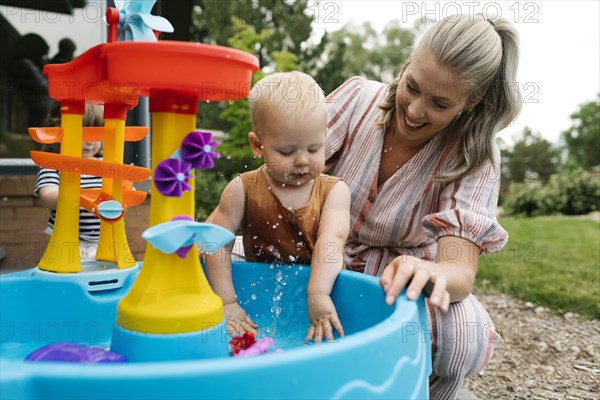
{"left": 204, "top": 178, "right": 258, "bottom": 335}
{"left": 305, "top": 180, "right": 351, "bottom": 343}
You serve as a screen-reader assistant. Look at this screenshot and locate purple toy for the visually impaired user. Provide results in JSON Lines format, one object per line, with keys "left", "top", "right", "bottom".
{"left": 26, "top": 342, "right": 127, "bottom": 363}
{"left": 153, "top": 158, "right": 192, "bottom": 197}
{"left": 180, "top": 131, "right": 220, "bottom": 169}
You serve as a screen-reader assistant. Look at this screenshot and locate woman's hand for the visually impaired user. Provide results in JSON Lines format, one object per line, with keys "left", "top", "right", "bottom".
{"left": 304, "top": 293, "right": 345, "bottom": 343}
{"left": 223, "top": 302, "right": 258, "bottom": 336}
{"left": 380, "top": 255, "right": 450, "bottom": 312}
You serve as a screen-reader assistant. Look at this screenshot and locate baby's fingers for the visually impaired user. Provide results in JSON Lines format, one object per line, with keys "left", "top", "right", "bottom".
{"left": 226, "top": 319, "right": 247, "bottom": 336}
{"left": 304, "top": 325, "right": 316, "bottom": 343}
{"left": 239, "top": 319, "right": 258, "bottom": 335}
{"left": 243, "top": 315, "right": 259, "bottom": 330}
{"left": 313, "top": 322, "right": 324, "bottom": 343}
{"left": 323, "top": 321, "right": 334, "bottom": 342}
{"left": 331, "top": 317, "right": 344, "bottom": 338}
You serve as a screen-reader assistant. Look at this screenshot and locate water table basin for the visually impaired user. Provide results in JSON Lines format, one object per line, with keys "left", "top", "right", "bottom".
{"left": 0, "top": 262, "right": 431, "bottom": 399}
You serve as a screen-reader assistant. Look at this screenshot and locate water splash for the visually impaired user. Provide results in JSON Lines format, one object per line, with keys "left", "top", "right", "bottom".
{"left": 268, "top": 263, "right": 286, "bottom": 340}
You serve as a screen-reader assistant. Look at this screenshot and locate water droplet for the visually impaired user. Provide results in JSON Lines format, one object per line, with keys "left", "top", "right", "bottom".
{"left": 271, "top": 306, "right": 282, "bottom": 317}
{"left": 272, "top": 223, "right": 279, "bottom": 229}
{"left": 288, "top": 255, "right": 296, "bottom": 262}
{"left": 277, "top": 214, "right": 283, "bottom": 219}
{"left": 296, "top": 242, "right": 305, "bottom": 248}
{"left": 251, "top": 294, "right": 257, "bottom": 300}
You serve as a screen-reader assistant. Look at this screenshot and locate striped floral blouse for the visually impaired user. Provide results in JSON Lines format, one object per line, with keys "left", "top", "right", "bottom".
{"left": 325, "top": 77, "right": 508, "bottom": 276}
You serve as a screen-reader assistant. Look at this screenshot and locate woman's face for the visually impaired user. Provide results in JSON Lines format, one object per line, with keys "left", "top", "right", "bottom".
{"left": 394, "top": 52, "right": 470, "bottom": 147}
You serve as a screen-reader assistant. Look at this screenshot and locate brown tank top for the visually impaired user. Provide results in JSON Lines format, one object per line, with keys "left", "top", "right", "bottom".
{"left": 240, "top": 165, "right": 341, "bottom": 265}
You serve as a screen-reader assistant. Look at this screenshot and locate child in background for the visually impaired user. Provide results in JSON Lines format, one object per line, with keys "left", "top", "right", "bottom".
{"left": 205, "top": 72, "right": 351, "bottom": 343}
{"left": 34, "top": 103, "right": 104, "bottom": 261}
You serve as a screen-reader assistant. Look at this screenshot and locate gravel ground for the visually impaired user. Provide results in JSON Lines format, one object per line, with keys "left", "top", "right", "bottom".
{"left": 465, "top": 289, "right": 599, "bottom": 399}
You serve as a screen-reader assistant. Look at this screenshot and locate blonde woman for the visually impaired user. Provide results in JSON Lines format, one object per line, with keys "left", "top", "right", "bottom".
{"left": 326, "top": 15, "right": 521, "bottom": 399}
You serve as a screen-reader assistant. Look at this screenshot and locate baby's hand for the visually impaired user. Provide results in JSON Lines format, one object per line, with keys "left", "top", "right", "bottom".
{"left": 304, "top": 293, "right": 345, "bottom": 343}
{"left": 223, "top": 302, "right": 258, "bottom": 336}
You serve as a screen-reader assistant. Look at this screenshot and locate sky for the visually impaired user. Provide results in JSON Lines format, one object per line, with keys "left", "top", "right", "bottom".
{"left": 2, "top": 1, "right": 599, "bottom": 146}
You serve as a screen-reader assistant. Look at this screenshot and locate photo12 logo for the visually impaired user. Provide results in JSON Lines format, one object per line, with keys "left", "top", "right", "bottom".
{"left": 0, "top": 3, "right": 105, "bottom": 24}
{"left": 1, "top": 321, "right": 118, "bottom": 344}
{"left": 399, "top": 2, "right": 540, "bottom": 23}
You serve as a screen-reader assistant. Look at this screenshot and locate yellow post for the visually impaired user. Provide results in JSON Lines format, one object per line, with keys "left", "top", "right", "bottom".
{"left": 38, "top": 103, "right": 84, "bottom": 273}
{"left": 117, "top": 93, "right": 223, "bottom": 334}
{"left": 96, "top": 109, "right": 136, "bottom": 269}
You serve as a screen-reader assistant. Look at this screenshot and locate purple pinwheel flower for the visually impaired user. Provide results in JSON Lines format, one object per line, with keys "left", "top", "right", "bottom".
{"left": 180, "top": 131, "right": 221, "bottom": 169}
{"left": 154, "top": 158, "right": 192, "bottom": 197}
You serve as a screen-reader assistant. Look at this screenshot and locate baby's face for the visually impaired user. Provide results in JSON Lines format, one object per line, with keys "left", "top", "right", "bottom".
{"left": 82, "top": 141, "right": 101, "bottom": 158}
{"left": 255, "top": 111, "right": 327, "bottom": 188}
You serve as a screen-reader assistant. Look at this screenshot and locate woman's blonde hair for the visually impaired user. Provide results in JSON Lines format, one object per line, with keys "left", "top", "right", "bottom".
{"left": 376, "top": 14, "right": 522, "bottom": 181}
{"left": 249, "top": 71, "right": 327, "bottom": 134}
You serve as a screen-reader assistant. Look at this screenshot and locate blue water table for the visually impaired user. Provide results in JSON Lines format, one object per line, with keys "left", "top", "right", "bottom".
{"left": 0, "top": 2, "right": 431, "bottom": 398}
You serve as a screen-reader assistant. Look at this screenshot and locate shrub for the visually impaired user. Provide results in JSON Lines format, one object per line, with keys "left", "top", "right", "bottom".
{"left": 194, "top": 170, "right": 229, "bottom": 221}
{"left": 544, "top": 168, "right": 600, "bottom": 215}
{"left": 503, "top": 182, "right": 545, "bottom": 216}
{"left": 503, "top": 168, "right": 600, "bottom": 216}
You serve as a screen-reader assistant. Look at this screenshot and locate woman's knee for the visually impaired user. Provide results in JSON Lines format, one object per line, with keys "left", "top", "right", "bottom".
{"left": 431, "top": 295, "right": 501, "bottom": 379}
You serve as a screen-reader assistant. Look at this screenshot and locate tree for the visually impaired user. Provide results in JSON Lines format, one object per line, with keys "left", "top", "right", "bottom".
{"left": 213, "top": 18, "right": 301, "bottom": 178}
{"left": 190, "top": 0, "right": 312, "bottom": 67}
{"left": 503, "top": 127, "right": 560, "bottom": 184}
{"left": 303, "top": 31, "right": 348, "bottom": 94}
{"left": 562, "top": 95, "right": 600, "bottom": 170}
{"left": 306, "top": 21, "right": 414, "bottom": 94}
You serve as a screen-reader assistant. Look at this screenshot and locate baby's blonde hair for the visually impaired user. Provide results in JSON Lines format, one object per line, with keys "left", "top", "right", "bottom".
{"left": 249, "top": 71, "right": 327, "bottom": 134}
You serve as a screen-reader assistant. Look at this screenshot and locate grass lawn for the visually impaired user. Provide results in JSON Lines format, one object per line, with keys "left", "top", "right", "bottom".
{"left": 476, "top": 216, "right": 600, "bottom": 319}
